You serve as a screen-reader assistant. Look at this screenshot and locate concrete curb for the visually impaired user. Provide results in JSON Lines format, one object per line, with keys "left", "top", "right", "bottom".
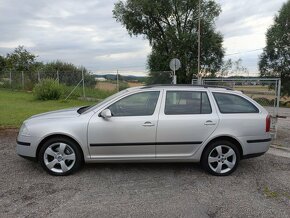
{"left": 270, "top": 144, "right": 290, "bottom": 152}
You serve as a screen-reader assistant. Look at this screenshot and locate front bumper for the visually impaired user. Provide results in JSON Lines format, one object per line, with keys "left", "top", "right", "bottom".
{"left": 16, "top": 135, "right": 37, "bottom": 158}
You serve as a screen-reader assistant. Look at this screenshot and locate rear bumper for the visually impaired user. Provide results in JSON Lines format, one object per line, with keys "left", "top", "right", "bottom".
{"left": 238, "top": 136, "right": 272, "bottom": 156}
{"left": 242, "top": 152, "right": 266, "bottom": 159}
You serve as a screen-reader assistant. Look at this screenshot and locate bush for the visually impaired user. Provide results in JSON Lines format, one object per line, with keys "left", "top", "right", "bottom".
{"left": 119, "top": 81, "right": 129, "bottom": 91}
{"left": 33, "top": 79, "right": 63, "bottom": 100}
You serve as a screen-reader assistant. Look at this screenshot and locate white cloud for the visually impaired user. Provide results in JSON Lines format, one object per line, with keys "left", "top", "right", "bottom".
{"left": 0, "top": 0, "right": 287, "bottom": 76}
{"left": 216, "top": 0, "right": 287, "bottom": 75}
{"left": 0, "top": 39, "right": 35, "bottom": 48}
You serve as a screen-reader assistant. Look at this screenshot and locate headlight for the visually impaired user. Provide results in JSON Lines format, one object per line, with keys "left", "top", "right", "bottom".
{"left": 19, "top": 123, "right": 30, "bottom": 136}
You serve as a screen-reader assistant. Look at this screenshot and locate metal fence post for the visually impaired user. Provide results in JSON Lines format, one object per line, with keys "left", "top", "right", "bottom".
{"left": 276, "top": 79, "right": 281, "bottom": 117}
{"left": 21, "top": 71, "right": 24, "bottom": 90}
{"left": 82, "top": 68, "right": 85, "bottom": 99}
{"left": 9, "top": 70, "right": 12, "bottom": 88}
{"left": 56, "top": 70, "right": 59, "bottom": 84}
{"left": 116, "top": 70, "right": 119, "bottom": 91}
{"left": 38, "top": 71, "right": 40, "bottom": 82}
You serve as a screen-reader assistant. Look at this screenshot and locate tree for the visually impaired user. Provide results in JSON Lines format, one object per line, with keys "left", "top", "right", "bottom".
{"left": 5, "top": 46, "right": 38, "bottom": 82}
{"left": 40, "top": 61, "right": 96, "bottom": 87}
{"left": 218, "top": 58, "right": 249, "bottom": 77}
{"left": 0, "top": 55, "right": 6, "bottom": 75}
{"left": 259, "top": 0, "right": 290, "bottom": 96}
{"left": 146, "top": 47, "right": 172, "bottom": 84}
{"left": 113, "top": 0, "right": 224, "bottom": 84}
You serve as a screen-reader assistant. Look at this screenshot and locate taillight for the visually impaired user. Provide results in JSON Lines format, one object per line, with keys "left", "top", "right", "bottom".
{"left": 266, "top": 115, "right": 271, "bottom": 132}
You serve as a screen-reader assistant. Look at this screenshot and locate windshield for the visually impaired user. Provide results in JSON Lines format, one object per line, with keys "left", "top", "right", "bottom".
{"left": 78, "top": 89, "right": 129, "bottom": 114}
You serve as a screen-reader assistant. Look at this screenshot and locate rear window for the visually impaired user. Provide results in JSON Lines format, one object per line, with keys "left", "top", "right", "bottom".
{"left": 165, "top": 91, "right": 212, "bottom": 115}
{"left": 213, "top": 92, "right": 259, "bottom": 114}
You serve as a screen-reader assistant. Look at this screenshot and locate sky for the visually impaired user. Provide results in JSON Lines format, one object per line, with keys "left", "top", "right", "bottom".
{"left": 0, "top": 0, "right": 287, "bottom": 76}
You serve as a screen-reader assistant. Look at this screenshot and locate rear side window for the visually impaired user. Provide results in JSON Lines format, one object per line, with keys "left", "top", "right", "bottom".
{"left": 213, "top": 93, "right": 259, "bottom": 114}
{"left": 165, "top": 91, "right": 212, "bottom": 115}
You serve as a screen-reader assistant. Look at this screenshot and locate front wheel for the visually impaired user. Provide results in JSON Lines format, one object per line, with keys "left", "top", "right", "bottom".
{"left": 39, "top": 137, "right": 83, "bottom": 176}
{"left": 201, "top": 140, "right": 240, "bottom": 176}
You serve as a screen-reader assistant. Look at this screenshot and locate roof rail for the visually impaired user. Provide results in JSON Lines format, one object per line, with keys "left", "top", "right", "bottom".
{"left": 141, "top": 84, "right": 233, "bottom": 90}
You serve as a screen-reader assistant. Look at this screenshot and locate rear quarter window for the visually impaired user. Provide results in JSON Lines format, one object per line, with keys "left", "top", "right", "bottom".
{"left": 213, "top": 92, "right": 259, "bottom": 114}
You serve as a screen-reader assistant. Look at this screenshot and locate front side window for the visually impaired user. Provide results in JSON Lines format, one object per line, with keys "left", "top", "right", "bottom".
{"left": 108, "top": 91, "right": 160, "bottom": 116}
{"left": 213, "top": 92, "right": 259, "bottom": 114}
{"left": 165, "top": 91, "right": 212, "bottom": 115}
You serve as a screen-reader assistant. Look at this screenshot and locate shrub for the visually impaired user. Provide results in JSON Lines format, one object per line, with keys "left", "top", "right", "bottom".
{"left": 33, "top": 79, "right": 63, "bottom": 100}
{"left": 119, "top": 81, "right": 129, "bottom": 91}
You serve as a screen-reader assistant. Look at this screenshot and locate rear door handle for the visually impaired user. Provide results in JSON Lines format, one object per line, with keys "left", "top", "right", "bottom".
{"left": 142, "top": 121, "right": 155, "bottom": 127}
{"left": 204, "top": 120, "right": 216, "bottom": 126}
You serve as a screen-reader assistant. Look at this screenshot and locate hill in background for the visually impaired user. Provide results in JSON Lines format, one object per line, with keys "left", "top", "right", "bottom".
{"left": 93, "top": 74, "right": 147, "bottom": 83}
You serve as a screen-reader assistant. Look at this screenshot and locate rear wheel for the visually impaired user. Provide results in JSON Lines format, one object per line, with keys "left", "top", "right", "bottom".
{"left": 201, "top": 140, "right": 240, "bottom": 176}
{"left": 39, "top": 137, "right": 83, "bottom": 176}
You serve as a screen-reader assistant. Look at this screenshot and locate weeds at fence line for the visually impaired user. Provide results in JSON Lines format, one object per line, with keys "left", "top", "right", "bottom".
{"left": 0, "top": 70, "right": 115, "bottom": 100}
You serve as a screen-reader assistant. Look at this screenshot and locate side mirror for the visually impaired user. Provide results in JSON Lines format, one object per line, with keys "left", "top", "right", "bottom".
{"left": 100, "top": 109, "right": 112, "bottom": 119}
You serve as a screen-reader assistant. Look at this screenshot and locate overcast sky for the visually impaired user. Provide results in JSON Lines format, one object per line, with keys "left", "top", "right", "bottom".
{"left": 0, "top": 0, "right": 287, "bottom": 76}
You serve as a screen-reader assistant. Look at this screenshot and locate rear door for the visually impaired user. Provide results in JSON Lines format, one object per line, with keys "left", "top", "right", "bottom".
{"left": 156, "top": 89, "right": 219, "bottom": 157}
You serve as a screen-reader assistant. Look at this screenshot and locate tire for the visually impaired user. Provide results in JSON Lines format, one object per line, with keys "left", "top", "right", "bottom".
{"left": 201, "top": 140, "right": 240, "bottom": 176}
{"left": 39, "top": 137, "right": 83, "bottom": 176}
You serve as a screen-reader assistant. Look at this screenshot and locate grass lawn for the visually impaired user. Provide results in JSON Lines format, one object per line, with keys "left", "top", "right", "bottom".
{"left": 0, "top": 89, "right": 97, "bottom": 128}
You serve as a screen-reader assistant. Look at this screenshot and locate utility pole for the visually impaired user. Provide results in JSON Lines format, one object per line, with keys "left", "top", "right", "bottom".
{"left": 197, "top": 0, "right": 201, "bottom": 76}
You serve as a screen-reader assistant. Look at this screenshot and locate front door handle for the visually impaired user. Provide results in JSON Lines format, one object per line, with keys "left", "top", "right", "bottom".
{"left": 204, "top": 120, "right": 216, "bottom": 126}
{"left": 142, "top": 121, "right": 155, "bottom": 127}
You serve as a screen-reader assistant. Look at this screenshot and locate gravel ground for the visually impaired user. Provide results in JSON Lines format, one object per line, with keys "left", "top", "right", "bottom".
{"left": 0, "top": 130, "right": 290, "bottom": 218}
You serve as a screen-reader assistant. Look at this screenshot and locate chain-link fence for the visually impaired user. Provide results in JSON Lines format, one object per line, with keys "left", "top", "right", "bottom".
{"left": 0, "top": 69, "right": 100, "bottom": 100}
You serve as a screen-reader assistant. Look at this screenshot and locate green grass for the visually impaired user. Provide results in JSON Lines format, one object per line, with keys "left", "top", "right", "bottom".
{"left": 0, "top": 89, "right": 100, "bottom": 128}
{"left": 263, "top": 187, "right": 279, "bottom": 198}
{"left": 62, "top": 86, "right": 115, "bottom": 100}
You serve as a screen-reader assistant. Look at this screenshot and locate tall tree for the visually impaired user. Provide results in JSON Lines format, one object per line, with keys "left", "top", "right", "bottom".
{"left": 113, "top": 0, "right": 224, "bottom": 84}
{"left": 5, "top": 46, "right": 37, "bottom": 82}
{"left": 259, "top": 0, "right": 290, "bottom": 96}
{"left": 0, "top": 55, "right": 5, "bottom": 75}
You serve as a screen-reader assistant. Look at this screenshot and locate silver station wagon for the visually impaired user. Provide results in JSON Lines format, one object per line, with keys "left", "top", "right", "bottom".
{"left": 17, "top": 85, "right": 272, "bottom": 176}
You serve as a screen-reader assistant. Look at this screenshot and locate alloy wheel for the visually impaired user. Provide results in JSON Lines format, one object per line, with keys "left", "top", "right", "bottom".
{"left": 208, "top": 145, "right": 237, "bottom": 174}
{"left": 43, "top": 143, "right": 76, "bottom": 173}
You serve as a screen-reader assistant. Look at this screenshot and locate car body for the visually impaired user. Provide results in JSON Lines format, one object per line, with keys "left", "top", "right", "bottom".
{"left": 17, "top": 85, "right": 272, "bottom": 176}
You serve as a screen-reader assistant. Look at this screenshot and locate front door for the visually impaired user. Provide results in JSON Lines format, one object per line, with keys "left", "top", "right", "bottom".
{"left": 88, "top": 91, "right": 162, "bottom": 159}
{"left": 156, "top": 90, "right": 219, "bottom": 157}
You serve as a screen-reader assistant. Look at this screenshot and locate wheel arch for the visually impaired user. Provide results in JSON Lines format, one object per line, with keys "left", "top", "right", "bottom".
{"left": 36, "top": 134, "right": 84, "bottom": 162}
{"left": 201, "top": 135, "right": 244, "bottom": 160}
